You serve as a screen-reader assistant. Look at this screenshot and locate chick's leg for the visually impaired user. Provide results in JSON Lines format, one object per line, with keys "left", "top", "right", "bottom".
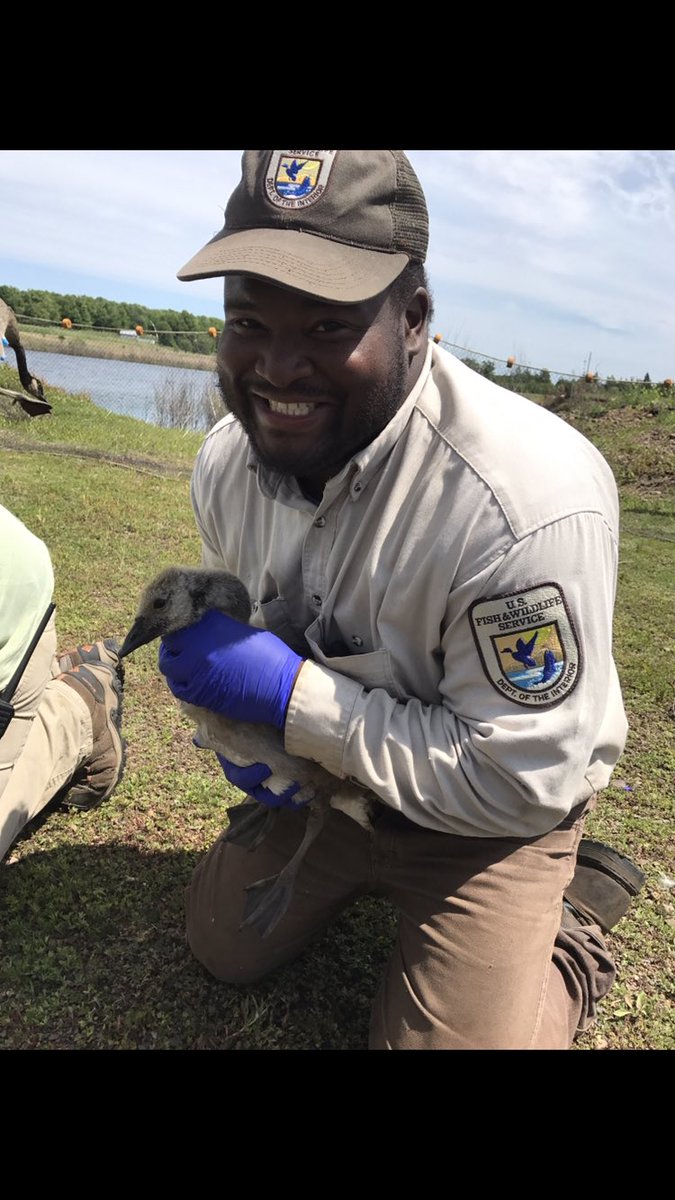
{"left": 240, "top": 800, "right": 330, "bottom": 938}
{"left": 222, "top": 800, "right": 277, "bottom": 849}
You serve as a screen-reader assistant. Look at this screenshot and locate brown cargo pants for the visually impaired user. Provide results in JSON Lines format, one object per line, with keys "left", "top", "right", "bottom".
{"left": 185, "top": 798, "right": 616, "bottom": 1049}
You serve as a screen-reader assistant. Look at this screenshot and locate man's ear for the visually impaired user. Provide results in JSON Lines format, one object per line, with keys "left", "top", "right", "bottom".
{"left": 404, "top": 288, "right": 430, "bottom": 356}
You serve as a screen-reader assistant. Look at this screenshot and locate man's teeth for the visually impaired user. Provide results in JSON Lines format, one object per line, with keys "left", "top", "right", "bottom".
{"left": 268, "top": 399, "right": 316, "bottom": 416}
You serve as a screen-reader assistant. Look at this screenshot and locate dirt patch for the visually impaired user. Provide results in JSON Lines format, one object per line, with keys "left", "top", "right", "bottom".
{"left": 0, "top": 432, "right": 191, "bottom": 479}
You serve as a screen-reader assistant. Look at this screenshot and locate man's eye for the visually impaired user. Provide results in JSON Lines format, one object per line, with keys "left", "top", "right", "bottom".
{"left": 313, "top": 320, "right": 347, "bottom": 333}
{"left": 226, "top": 318, "right": 263, "bottom": 331}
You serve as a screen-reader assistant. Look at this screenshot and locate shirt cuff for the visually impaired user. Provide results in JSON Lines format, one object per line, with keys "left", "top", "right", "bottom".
{"left": 284, "top": 660, "right": 361, "bottom": 779}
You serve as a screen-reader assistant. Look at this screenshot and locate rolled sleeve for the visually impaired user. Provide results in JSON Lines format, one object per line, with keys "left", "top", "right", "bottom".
{"left": 285, "top": 660, "right": 359, "bottom": 780}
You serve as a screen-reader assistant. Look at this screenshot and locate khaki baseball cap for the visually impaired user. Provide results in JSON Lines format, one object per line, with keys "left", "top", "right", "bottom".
{"left": 177, "top": 150, "right": 428, "bottom": 303}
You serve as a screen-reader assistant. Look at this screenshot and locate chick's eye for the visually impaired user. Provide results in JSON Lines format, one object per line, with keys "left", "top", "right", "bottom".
{"left": 153, "top": 598, "right": 167, "bottom": 610}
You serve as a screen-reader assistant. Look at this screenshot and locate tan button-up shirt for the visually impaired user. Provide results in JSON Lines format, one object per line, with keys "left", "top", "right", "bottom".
{"left": 191, "top": 342, "right": 627, "bottom": 838}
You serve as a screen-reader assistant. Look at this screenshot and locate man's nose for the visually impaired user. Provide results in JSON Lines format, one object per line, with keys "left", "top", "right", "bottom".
{"left": 255, "top": 335, "right": 313, "bottom": 388}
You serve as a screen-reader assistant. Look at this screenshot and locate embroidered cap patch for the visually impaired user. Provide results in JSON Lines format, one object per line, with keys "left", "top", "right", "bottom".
{"left": 470, "top": 583, "right": 581, "bottom": 708}
{"left": 265, "top": 150, "right": 337, "bottom": 210}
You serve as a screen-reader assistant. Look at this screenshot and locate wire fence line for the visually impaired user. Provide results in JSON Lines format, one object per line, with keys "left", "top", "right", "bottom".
{"left": 430, "top": 335, "right": 673, "bottom": 389}
{"left": 5, "top": 315, "right": 673, "bottom": 433}
{"left": 19, "top": 312, "right": 673, "bottom": 389}
{"left": 3, "top": 325, "right": 673, "bottom": 552}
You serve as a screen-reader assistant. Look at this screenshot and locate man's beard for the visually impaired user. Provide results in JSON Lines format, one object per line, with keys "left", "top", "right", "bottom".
{"left": 216, "top": 348, "right": 410, "bottom": 483}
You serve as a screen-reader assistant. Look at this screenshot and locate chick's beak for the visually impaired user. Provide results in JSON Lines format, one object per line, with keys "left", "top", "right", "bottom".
{"left": 119, "top": 617, "right": 158, "bottom": 658}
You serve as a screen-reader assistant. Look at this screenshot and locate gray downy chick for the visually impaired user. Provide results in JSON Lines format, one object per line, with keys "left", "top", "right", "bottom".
{"left": 119, "top": 566, "right": 373, "bottom": 937}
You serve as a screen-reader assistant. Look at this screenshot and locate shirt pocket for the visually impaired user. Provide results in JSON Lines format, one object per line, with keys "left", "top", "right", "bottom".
{"left": 304, "top": 616, "right": 401, "bottom": 695}
{"left": 251, "top": 596, "right": 308, "bottom": 657}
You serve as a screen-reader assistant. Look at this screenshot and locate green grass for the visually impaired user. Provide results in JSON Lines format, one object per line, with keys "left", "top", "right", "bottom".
{"left": 0, "top": 384, "right": 673, "bottom": 1050}
{"left": 1, "top": 361, "right": 203, "bottom": 468}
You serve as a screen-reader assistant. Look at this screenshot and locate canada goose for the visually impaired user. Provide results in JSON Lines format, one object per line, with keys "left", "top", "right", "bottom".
{"left": 501, "top": 631, "right": 538, "bottom": 669}
{"left": 119, "top": 566, "right": 373, "bottom": 937}
{"left": 0, "top": 299, "right": 52, "bottom": 416}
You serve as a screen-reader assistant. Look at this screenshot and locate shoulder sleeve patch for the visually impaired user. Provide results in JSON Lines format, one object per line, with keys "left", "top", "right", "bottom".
{"left": 469, "top": 583, "right": 582, "bottom": 708}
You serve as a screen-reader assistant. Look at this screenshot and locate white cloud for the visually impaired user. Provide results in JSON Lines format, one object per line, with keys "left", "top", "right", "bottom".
{"left": 407, "top": 149, "right": 675, "bottom": 377}
{"left": 1, "top": 148, "right": 674, "bottom": 379}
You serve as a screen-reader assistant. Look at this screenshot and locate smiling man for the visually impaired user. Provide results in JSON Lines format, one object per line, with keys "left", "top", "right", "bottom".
{"left": 161, "top": 150, "right": 644, "bottom": 1050}
{"left": 216, "top": 274, "right": 418, "bottom": 496}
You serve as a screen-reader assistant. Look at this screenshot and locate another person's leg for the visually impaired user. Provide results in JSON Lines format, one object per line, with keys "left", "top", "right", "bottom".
{"left": 186, "top": 803, "right": 374, "bottom": 982}
{"left": 0, "top": 615, "right": 125, "bottom": 861}
{"left": 369, "top": 806, "right": 634, "bottom": 1050}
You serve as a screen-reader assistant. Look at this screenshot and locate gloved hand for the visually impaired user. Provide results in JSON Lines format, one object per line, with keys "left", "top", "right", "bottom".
{"left": 159, "top": 609, "right": 304, "bottom": 730}
{"left": 216, "top": 754, "right": 308, "bottom": 809}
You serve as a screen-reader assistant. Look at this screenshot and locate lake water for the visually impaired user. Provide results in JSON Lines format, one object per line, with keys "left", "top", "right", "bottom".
{"left": 24, "top": 349, "right": 218, "bottom": 425}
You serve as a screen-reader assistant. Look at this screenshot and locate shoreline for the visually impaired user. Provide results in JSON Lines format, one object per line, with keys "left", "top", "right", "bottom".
{"left": 22, "top": 330, "right": 216, "bottom": 372}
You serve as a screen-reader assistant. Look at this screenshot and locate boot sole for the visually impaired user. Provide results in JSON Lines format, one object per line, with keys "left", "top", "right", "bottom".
{"left": 57, "top": 639, "right": 124, "bottom": 687}
{"left": 575, "top": 838, "right": 645, "bottom": 895}
{"left": 564, "top": 838, "right": 645, "bottom": 933}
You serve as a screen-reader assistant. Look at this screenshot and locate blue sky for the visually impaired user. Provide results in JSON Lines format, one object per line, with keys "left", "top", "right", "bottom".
{"left": 2, "top": 149, "right": 674, "bottom": 382}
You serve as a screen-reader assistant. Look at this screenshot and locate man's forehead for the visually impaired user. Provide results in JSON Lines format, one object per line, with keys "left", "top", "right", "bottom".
{"left": 223, "top": 273, "right": 383, "bottom": 314}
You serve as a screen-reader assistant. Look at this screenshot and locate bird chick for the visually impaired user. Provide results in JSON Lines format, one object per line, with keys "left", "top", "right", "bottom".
{"left": 119, "top": 566, "right": 373, "bottom": 937}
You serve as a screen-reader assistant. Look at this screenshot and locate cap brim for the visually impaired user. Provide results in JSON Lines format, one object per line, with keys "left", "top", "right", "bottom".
{"left": 177, "top": 227, "right": 409, "bottom": 303}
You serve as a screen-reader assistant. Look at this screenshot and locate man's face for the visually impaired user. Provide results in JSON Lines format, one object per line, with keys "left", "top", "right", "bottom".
{"left": 216, "top": 274, "right": 421, "bottom": 493}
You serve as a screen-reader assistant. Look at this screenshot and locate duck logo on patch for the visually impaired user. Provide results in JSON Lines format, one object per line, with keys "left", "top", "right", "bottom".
{"left": 265, "top": 151, "right": 337, "bottom": 210}
{"left": 469, "top": 583, "right": 581, "bottom": 708}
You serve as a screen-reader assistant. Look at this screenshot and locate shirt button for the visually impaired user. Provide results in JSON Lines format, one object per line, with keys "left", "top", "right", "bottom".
{"left": 352, "top": 636, "right": 363, "bottom": 647}
{"left": 312, "top": 594, "right": 322, "bottom": 607}
{"left": 353, "top": 482, "right": 362, "bottom": 493}
{"left": 314, "top": 516, "right": 326, "bottom": 528}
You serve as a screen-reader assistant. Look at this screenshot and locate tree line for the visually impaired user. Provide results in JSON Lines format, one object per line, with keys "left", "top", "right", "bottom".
{"left": 458, "top": 357, "right": 669, "bottom": 394}
{"left": 0, "top": 284, "right": 223, "bottom": 355}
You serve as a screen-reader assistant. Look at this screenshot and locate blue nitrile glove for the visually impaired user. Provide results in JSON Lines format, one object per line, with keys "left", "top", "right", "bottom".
{"left": 159, "top": 609, "right": 304, "bottom": 730}
{"left": 216, "top": 754, "right": 307, "bottom": 809}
